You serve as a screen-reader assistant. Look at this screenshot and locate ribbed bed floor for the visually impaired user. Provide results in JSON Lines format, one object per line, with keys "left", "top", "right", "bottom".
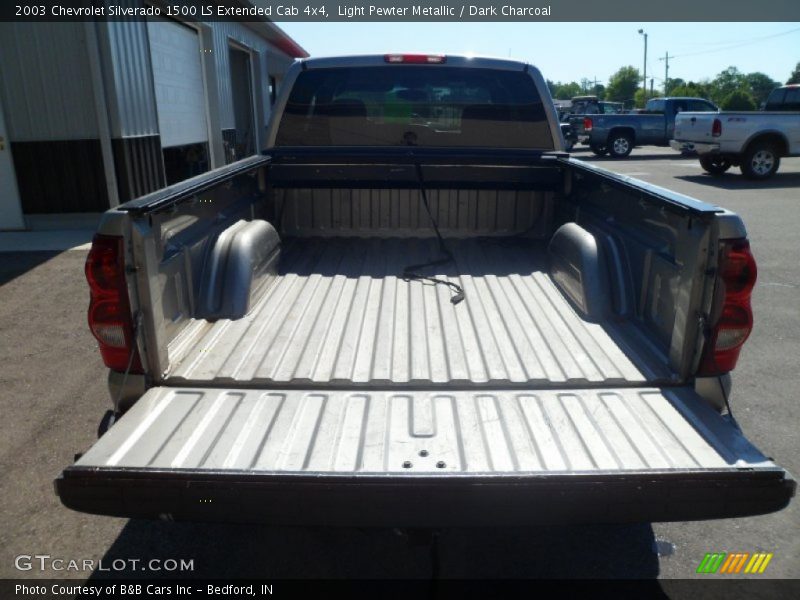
{"left": 169, "top": 238, "right": 667, "bottom": 386}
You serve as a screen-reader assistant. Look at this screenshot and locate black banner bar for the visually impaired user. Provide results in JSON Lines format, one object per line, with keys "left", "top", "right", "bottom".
{"left": 1, "top": 0, "right": 800, "bottom": 22}
{"left": 3, "top": 579, "right": 800, "bottom": 600}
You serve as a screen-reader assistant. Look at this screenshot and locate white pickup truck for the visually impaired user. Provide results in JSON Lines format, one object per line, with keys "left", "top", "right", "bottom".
{"left": 56, "top": 55, "right": 794, "bottom": 526}
{"left": 671, "top": 85, "right": 800, "bottom": 179}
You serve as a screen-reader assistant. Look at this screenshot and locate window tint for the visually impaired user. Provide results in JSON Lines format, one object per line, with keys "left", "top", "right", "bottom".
{"left": 275, "top": 66, "right": 553, "bottom": 149}
{"left": 764, "top": 88, "right": 786, "bottom": 110}
{"left": 645, "top": 99, "right": 665, "bottom": 113}
{"left": 600, "top": 102, "right": 623, "bottom": 114}
{"left": 672, "top": 101, "right": 689, "bottom": 113}
{"left": 782, "top": 88, "right": 800, "bottom": 110}
{"left": 687, "top": 100, "right": 716, "bottom": 112}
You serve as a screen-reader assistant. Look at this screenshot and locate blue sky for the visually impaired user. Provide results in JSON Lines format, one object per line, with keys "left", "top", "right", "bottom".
{"left": 277, "top": 22, "right": 800, "bottom": 88}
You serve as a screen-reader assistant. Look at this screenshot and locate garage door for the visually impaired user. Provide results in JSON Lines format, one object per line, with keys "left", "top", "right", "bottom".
{"left": 147, "top": 18, "right": 208, "bottom": 148}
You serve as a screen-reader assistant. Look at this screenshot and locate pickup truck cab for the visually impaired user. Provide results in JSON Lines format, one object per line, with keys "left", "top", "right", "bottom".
{"left": 56, "top": 55, "right": 794, "bottom": 526}
{"left": 560, "top": 96, "right": 624, "bottom": 150}
{"left": 576, "top": 97, "right": 718, "bottom": 158}
{"left": 671, "top": 85, "right": 800, "bottom": 179}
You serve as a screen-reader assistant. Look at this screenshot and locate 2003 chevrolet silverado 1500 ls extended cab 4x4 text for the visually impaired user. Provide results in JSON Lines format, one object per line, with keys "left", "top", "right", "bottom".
{"left": 56, "top": 55, "right": 794, "bottom": 526}
{"left": 671, "top": 84, "right": 800, "bottom": 179}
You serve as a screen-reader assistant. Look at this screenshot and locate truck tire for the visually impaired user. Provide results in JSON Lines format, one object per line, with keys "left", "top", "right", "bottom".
{"left": 590, "top": 143, "right": 608, "bottom": 156}
{"left": 608, "top": 132, "right": 634, "bottom": 158}
{"left": 699, "top": 155, "right": 732, "bottom": 175}
{"left": 740, "top": 142, "right": 780, "bottom": 180}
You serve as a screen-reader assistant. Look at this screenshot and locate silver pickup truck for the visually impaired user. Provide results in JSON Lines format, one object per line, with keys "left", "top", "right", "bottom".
{"left": 56, "top": 55, "right": 794, "bottom": 526}
{"left": 671, "top": 85, "right": 800, "bottom": 179}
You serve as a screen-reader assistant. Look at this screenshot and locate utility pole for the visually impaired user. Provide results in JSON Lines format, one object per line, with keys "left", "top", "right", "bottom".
{"left": 638, "top": 29, "right": 648, "bottom": 99}
{"left": 659, "top": 52, "right": 673, "bottom": 95}
{"left": 650, "top": 78, "right": 654, "bottom": 98}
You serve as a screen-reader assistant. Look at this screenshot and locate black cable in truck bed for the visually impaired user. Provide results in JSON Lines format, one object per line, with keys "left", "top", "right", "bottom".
{"left": 403, "top": 162, "right": 465, "bottom": 305}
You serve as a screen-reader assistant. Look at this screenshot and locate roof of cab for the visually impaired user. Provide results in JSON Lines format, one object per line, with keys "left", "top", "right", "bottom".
{"left": 299, "top": 54, "right": 533, "bottom": 72}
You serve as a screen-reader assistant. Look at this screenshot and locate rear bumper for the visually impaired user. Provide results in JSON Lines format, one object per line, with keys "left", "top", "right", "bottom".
{"left": 56, "top": 467, "right": 795, "bottom": 527}
{"left": 670, "top": 139, "right": 720, "bottom": 155}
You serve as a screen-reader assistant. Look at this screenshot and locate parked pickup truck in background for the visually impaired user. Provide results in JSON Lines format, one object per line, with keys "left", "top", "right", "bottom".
{"left": 558, "top": 96, "right": 624, "bottom": 151}
{"left": 574, "top": 97, "right": 718, "bottom": 158}
{"left": 671, "top": 85, "right": 800, "bottom": 179}
{"left": 57, "top": 55, "right": 794, "bottom": 527}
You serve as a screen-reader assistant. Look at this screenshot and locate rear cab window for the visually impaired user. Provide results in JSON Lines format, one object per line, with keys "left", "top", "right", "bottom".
{"left": 275, "top": 66, "right": 554, "bottom": 149}
{"left": 765, "top": 87, "right": 800, "bottom": 111}
{"left": 687, "top": 100, "right": 717, "bottom": 112}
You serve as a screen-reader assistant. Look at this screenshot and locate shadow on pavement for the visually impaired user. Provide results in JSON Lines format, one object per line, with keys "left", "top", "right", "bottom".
{"left": 0, "top": 251, "right": 62, "bottom": 286}
{"left": 674, "top": 173, "right": 800, "bottom": 190}
{"left": 90, "top": 520, "right": 661, "bottom": 579}
{"left": 574, "top": 152, "right": 693, "bottom": 163}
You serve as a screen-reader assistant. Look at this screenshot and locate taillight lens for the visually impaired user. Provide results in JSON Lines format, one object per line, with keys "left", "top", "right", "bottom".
{"left": 384, "top": 54, "right": 446, "bottom": 64}
{"left": 85, "top": 235, "right": 142, "bottom": 373}
{"left": 583, "top": 117, "right": 593, "bottom": 131}
{"left": 712, "top": 118, "right": 722, "bottom": 137}
{"left": 698, "top": 239, "right": 757, "bottom": 375}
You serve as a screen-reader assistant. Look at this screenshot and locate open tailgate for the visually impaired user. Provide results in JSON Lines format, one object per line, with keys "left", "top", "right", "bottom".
{"left": 56, "top": 386, "right": 794, "bottom": 526}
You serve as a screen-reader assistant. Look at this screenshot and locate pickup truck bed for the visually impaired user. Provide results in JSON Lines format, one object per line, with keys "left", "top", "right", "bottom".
{"left": 57, "top": 55, "right": 794, "bottom": 526}
{"left": 169, "top": 237, "right": 661, "bottom": 387}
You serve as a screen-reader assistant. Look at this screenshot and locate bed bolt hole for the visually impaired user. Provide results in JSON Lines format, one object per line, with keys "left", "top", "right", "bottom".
{"left": 402, "top": 461, "right": 413, "bottom": 469}
{"left": 436, "top": 461, "right": 446, "bottom": 469}
{"left": 419, "top": 450, "right": 429, "bottom": 457}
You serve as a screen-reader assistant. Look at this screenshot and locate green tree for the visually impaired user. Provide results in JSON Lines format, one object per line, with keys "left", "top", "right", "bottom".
{"left": 670, "top": 81, "right": 713, "bottom": 101}
{"left": 665, "top": 77, "right": 685, "bottom": 95}
{"left": 590, "top": 83, "right": 606, "bottom": 100}
{"left": 787, "top": 62, "right": 800, "bottom": 85}
{"left": 745, "top": 72, "right": 780, "bottom": 105}
{"left": 710, "top": 67, "right": 747, "bottom": 104}
{"left": 634, "top": 88, "right": 660, "bottom": 109}
{"left": 554, "top": 82, "right": 582, "bottom": 99}
{"left": 606, "top": 66, "right": 641, "bottom": 104}
{"left": 720, "top": 89, "right": 756, "bottom": 111}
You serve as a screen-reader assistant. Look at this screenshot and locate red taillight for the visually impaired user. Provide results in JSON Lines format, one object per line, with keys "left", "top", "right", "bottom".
{"left": 712, "top": 118, "right": 722, "bottom": 137}
{"left": 583, "top": 117, "right": 593, "bottom": 132}
{"left": 85, "top": 235, "right": 142, "bottom": 373}
{"left": 384, "top": 54, "right": 446, "bottom": 64}
{"left": 698, "top": 239, "right": 757, "bottom": 375}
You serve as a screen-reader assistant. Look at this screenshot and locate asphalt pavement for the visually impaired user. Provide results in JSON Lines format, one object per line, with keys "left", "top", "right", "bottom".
{"left": 0, "top": 147, "right": 797, "bottom": 583}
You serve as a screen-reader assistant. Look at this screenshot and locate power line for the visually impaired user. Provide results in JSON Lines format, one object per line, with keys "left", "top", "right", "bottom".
{"left": 672, "top": 26, "right": 800, "bottom": 48}
{"left": 669, "top": 27, "right": 800, "bottom": 60}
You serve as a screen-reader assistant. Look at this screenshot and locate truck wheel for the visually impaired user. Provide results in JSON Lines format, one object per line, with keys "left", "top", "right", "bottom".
{"left": 740, "top": 143, "right": 780, "bottom": 179}
{"left": 590, "top": 143, "right": 608, "bottom": 156}
{"left": 608, "top": 133, "right": 634, "bottom": 158}
{"left": 699, "top": 155, "right": 732, "bottom": 175}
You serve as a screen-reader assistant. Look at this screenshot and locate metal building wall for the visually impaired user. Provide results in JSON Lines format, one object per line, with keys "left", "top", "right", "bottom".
{"left": 103, "top": 20, "right": 160, "bottom": 138}
{"left": 212, "top": 22, "right": 272, "bottom": 132}
{"left": 0, "top": 22, "right": 98, "bottom": 141}
{"left": 0, "top": 22, "right": 109, "bottom": 213}
{"left": 98, "top": 14, "right": 165, "bottom": 203}
{"left": 0, "top": 13, "right": 302, "bottom": 214}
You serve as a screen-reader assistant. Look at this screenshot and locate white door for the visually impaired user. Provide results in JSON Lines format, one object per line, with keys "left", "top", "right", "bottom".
{"left": 0, "top": 97, "right": 25, "bottom": 230}
{"left": 147, "top": 18, "right": 209, "bottom": 148}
